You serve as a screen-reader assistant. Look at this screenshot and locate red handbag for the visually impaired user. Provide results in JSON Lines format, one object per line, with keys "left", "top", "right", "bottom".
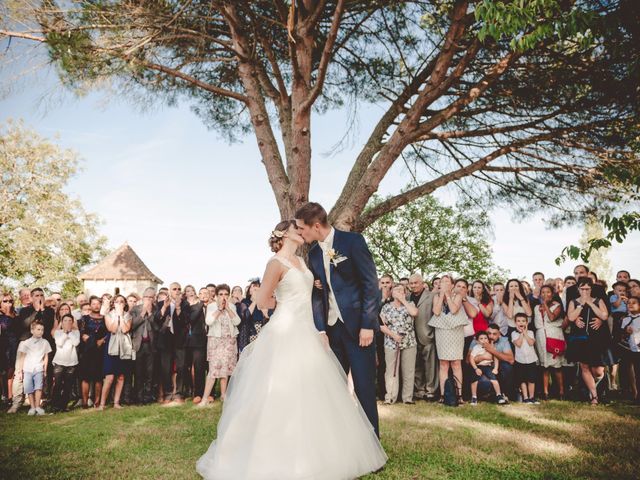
{"left": 540, "top": 305, "right": 566, "bottom": 358}
{"left": 546, "top": 337, "right": 567, "bottom": 358}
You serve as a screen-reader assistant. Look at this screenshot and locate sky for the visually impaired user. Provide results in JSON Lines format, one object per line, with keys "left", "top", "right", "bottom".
{"left": 1, "top": 43, "right": 638, "bottom": 290}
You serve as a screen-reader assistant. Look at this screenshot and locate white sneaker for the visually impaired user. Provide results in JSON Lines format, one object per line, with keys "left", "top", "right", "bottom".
{"left": 88, "top": 399, "right": 94, "bottom": 407}
{"left": 7, "top": 404, "right": 20, "bottom": 414}
{"left": 27, "top": 408, "right": 36, "bottom": 416}
{"left": 35, "top": 407, "right": 46, "bottom": 415}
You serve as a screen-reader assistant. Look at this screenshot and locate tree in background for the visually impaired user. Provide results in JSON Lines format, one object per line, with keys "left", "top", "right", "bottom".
{"left": 0, "top": 120, "right": 106, "bottom": 290}
{"left": 1, "top": 1, "right": 638, "bottom": 231}
{"left": 579, "top": 216, "right": 612, "bottom": 283}
{"left": 364, "top": 194, "right": 507, "bottom": 283}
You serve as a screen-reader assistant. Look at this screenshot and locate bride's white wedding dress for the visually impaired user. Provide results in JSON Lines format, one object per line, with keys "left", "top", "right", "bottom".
{"left": 196, "top": 256, "right": 387, "bottom": 480}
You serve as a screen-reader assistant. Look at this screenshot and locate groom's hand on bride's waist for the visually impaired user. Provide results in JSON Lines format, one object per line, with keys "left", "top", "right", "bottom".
{"left": 359, "top": 328, "right": 374, "bottom": 348}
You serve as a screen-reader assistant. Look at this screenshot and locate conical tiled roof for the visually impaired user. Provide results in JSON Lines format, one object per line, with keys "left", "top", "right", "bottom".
{"left": 79, "top": 243, "right": 162, "bottom": 283}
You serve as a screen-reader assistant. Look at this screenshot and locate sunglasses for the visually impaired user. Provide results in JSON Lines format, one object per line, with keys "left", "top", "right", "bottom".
{"left": 1, "top": 299, "right": 13, "bottom": 303}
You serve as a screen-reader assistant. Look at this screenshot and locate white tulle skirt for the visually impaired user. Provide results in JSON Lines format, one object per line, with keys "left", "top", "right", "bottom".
{"left": 196, "top": 307, "right": 387, "bottom": 479}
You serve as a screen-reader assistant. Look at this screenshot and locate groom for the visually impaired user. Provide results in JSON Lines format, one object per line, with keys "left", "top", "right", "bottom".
{"left": 295, "top": 202, "right": 381, "bottom": 437}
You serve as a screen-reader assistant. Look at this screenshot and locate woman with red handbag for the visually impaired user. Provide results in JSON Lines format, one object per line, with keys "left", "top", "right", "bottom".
{"left": 534, "top": 285, "right": 566, "bottom": 400}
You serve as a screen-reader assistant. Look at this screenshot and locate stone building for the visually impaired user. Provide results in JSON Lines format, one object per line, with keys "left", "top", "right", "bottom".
{"left": 79, "top": 243, "right": 162, "bottom": 297}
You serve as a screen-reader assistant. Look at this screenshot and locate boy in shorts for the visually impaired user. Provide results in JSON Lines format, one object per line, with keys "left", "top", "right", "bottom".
{"left": 15, "top": 321, "right": 52, "bottom": 415}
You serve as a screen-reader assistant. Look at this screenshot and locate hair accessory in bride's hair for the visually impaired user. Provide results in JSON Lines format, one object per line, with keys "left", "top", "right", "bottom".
{"left": 271, "top": 229, "right": 285, "bottom": 239}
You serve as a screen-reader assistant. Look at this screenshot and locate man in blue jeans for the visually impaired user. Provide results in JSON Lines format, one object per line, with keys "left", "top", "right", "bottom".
{"left": 467, "top": 323, "right": 515, "bottom": 401}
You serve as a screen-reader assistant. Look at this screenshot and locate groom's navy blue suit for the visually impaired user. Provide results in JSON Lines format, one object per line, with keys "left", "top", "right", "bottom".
{"left": 309, "top": 229, "right": 381, "bottom": 436}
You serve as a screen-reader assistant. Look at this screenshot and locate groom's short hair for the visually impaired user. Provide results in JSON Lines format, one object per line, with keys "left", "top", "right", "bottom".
{"left": 295, "top": 202, "right": 329, "bottom": 227}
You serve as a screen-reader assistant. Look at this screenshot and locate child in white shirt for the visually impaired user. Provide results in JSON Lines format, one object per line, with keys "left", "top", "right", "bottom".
{"left": 15, "top": 321, "right": 52, "bottom": 415}
{"left": 511, "top": 313, "right": 539, "bottom": 404}
{"left": 469, "top": 331, "right": 507, "bottom": 405}
{"left": 51, "top": 314, "right": 81, "bottom": 412}
{"left": 620, "top": 296, "right": 640, "bottom": 404}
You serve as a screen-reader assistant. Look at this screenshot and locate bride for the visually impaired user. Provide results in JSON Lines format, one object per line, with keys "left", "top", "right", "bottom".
{"left": 196, "top": 220, "right": 387, "bottom": 479}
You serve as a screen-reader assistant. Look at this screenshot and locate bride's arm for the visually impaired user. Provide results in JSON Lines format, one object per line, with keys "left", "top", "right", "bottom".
{"left": 256, "top": 260, "right": 283, "bottom": 311}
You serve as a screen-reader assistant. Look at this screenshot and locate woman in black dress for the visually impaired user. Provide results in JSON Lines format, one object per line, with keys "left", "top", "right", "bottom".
{"left": 567, "top": 277, "right": 610, "bottom": 404}
{"left": 0, "top": 292, "right": 18, "bottom": 404}
{"left": 78, "top": 296, "right": 108, "bottom": 408}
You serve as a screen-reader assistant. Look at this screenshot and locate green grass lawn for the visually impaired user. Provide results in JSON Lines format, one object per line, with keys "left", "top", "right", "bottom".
{"left": 1, "top": 400, "right": 639, "bottom": 479}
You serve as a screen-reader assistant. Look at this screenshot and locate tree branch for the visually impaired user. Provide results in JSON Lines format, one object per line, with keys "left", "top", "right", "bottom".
{"left": 132, "top": 58, "right": 249, "bottom": 103}
{"left": 221, "top": 2, "right": 292, "bottom": 215}
{"left": 353, "top": 128, "right": 582, "bottom": 231}
{"left": 301, "top": 0, "right": 346, "bottom": 111}
{"left": 412, "top": 50, "right": 519, "bottom": 140}
{"left": 0, "top": 30, "right": 46, "bottom": 42}
{"left": 416, "top": 110, "right": 561, "bottom": 141}
{"left": 331, "top": 1, "right": 474, "bottom": 224}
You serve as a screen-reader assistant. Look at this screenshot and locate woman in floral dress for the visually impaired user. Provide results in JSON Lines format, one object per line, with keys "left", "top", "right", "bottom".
{"left": 199, "top": 284, "right": 241, "bottom": 406}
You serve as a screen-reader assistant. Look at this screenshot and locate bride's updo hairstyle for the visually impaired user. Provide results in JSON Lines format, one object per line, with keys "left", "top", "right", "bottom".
{"left": 269, "top": 220, "right": 296, "bottom": 253}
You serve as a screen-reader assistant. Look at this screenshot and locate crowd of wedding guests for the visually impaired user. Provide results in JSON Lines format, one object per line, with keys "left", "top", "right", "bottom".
{"left": 377, "top": 266, "right": 640, "bottom": 407}
{"left": 0, "top": 282, "right": 272, "bottom": 414}
{"left": 1, "top": 265, "right": 639, "bottom": 415}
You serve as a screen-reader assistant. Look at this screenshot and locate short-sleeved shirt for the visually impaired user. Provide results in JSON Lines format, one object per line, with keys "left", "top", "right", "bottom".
{"left": 610, "top": 295, "right": 627, "bottom": 314}
{"left": 511, "top": 330, "right": 538, "bottom": 364}
{"left": 621, "top": 314, "right": 640, "bottom": 353}
{"left": 17, "top": 336, "right": 52, "bottom": 373}
{"left": 469, "top": 336, "right": 512, "bottom": 356}
{"left": 470, "top": 344, "right": 493, "bottom": 366}
{"left": 381, "top": 302, "right": 417, "bottom": 350}
{"left": 494, "top": 336, "right": 512, "bottom": 355}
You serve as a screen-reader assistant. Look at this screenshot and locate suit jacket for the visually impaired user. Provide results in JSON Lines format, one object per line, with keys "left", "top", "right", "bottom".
{"left": 130, "top": 304, "right": 157, "bottom": 353}
{"left": 17, "top": 306, "right": 55, "bottom": 344}
{"left": 309, "top": 229, "right": 381, "bottom": 339}
{"left": 412, "top": 289, "right": 436, "bottom": 346}
{"left": 153, "top": 300, "right": 187, "bottom": 351}
{"left": 183, "top": 300, "right": 208, "bottom": 349}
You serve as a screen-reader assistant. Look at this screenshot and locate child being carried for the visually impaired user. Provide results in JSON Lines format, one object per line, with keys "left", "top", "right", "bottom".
{"left": 469, "top": 330, "right": 507, "bottom": 405}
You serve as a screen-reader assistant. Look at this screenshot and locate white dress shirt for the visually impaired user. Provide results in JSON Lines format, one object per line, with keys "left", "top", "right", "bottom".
{"left": 17, "top": 337, "right": 52, "bottom": 373}
{"left": 318, "top": 227, "right": 344, "bottom": 326}
{"left": 169, "top": 301, "right": 176, "bottom": 334}
{"left": 53, "top": 330, "right": 81, "bottom": 366}
{"left": 511, "top": 330, "right": 538, "bottom": 364}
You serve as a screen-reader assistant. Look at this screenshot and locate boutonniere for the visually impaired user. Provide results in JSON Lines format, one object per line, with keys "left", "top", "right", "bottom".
{"left": 327, "top": 248, "right": 348, "bottom": 267}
